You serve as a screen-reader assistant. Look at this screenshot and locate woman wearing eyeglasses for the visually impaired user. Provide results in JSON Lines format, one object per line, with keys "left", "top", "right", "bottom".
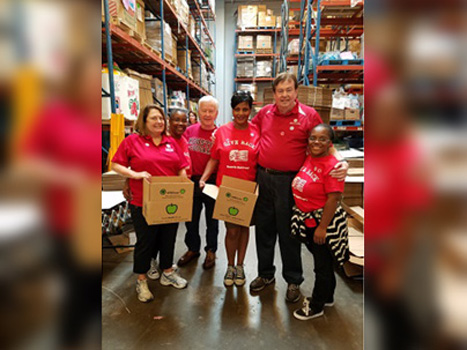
{"left": 199, "top": 91, "right": 260, "bottom": 287}
{"left": 291, "top": 123, "right": 349, "bottom": 320}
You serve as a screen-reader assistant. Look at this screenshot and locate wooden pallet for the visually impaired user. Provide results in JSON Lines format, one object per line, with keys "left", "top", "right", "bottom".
{"left": 255, "top": 48, "right": 273, "bottom": 54}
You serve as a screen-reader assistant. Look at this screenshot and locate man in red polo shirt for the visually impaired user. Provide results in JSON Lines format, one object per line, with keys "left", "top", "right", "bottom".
{"left": 177, "top": 96, "right": 219, "bottom": 269}
{"left": 250, "top": 73, "right": 348, "bottom": 303}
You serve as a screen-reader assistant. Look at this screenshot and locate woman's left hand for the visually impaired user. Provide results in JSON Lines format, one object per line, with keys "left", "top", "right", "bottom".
{"left": 329, "top": 161, "right": 349, "bottom": 181}
{"left": 313, "top": 226, "right": 327, "bottom": 245}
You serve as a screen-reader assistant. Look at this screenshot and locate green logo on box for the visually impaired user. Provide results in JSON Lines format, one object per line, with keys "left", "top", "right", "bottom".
{"left": 166, "top": 204, "right": 178, "bottom": 214}
{"left": 228, "top": 207, "right": 239, "bottom": 216}
{"left": 226, "top": 193, "right": 231, "bottom": 198}
{"left": 243, "top": 197, "right": 248, "bottom": 202}
{"left": 180, "top": 189, "right": 186, "bottom": 194}
{"left": 160, "top": 189, "right": 166, "bottom": 195}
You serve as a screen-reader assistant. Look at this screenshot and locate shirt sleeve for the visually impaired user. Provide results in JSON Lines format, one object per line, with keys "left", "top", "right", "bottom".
{"left": 210, "top": 128, "right": 221, "bottom": 160}
{"left": 111, "top": 136, "right": 131, "bottom": 167}
{"left": 324, "top": 173, "right": 345, "bottom": 194}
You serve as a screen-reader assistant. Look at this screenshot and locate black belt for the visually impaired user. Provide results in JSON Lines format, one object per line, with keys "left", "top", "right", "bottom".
{"left": 258, "top": 165, "right": 297, "bottom": 176}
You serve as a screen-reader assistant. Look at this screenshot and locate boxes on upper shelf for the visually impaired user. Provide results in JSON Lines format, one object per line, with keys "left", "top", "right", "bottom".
{"left": 177, "top": 49, "right": 192, "bottom": 79}
{"left": 237, "top": 5, "right": 258, "bottom": 28}
{"left": 237, "top": 58, "right": 254, "bottom": 78}
{"left": 152, "top": 77, "right": 166, "bottom": 107}
{"left": 256, "top": 35, "right": 272, "bottom": 50}
{"left": 258, "top": 11, "right": 276, "bottom": 27}
{"left": 331, "top": 108, "right": 345, "bottom": 120}
{"left": 135, "top": 0, "right": 146, "bottom": 41}
{"left": 238, "top": 36, "right": 254, "bottom": 50}
{"left": 124, "top": 69, "right": 153, "bottom": 110}
{"left": 345, "top": 108, "right": 360, "bottom": 120}
{"left": 146, "top": 20, "right": 173, "bottom": 60}
{"left": 105, "top": 0, "right": 136, "bottom": 32}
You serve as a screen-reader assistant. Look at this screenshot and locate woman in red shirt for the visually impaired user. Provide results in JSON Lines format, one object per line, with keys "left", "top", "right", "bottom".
{"left": 200, "top": 91, "right": 259, "bottom": 287}
{"left": 111, "top": 105, "right": 189, "bottom": 303}
{"left": 291, "top": 124, "right": 348, "bottom": 320}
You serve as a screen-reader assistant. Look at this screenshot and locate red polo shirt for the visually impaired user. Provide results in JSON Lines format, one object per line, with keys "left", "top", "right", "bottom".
{"left": 251, "top": 101, "right": 322, "bottom": 172}
{"left": 185, "top": 123, "right": 217, "bottom": 176}
{"left": 111, "top": 134, "right": 189, "bottom": 207}
{"left": 210, "top": 122, "right": 260, "bottom": 186}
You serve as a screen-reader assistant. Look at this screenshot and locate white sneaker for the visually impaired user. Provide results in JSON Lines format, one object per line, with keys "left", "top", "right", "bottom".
{"left": 136, "top": 279, "right": 154, "bottom": 303}
{"left": 224, "top": 266, "right": 236, "bottom": 287}
{"left": 147, "top": 258, "right": 160, "bottom": 280}
{"left": 160, "top": 268, "right": 188, "bottom": 289}
{"left": 234, "top": 265, "right": 246, "bottom": 286}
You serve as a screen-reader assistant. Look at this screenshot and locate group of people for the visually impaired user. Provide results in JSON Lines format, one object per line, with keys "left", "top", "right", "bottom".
{"left": 111, "top": 72, "right": 350, "bottom": 320}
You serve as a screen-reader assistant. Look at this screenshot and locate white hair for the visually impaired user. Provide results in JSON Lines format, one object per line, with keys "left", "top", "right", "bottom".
{"left": 199, "top": 95, "right": 219, "bottom": 110}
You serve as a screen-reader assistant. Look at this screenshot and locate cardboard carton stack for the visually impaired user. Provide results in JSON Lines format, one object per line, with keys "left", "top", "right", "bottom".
{"left": 192, "top": 61, "right": 208, "bottom": 90}
{"left": 238, "top": 36, "right": 254, "bottom": 51}
{"left": 177, "top": 49, "right": 192, "bottom": 79}
{"left": 104, "top": 0, "right": 136, "bottom": 33}
{"left": 124, "top": 69, "right": 154, "bottom": 110}
{"left": 102, "top": 171, "right": 127, "bottom": 191}
{"left": 237, "top": 58, "right": 255, "bottom": 78}
{"left": 146, "top": 20, "right": 174, "bottom": 61}
{"left": 331, "top": 89, "right": 362, "bottom": 121}
{"left": 237, "top": 83, "right": 258, "bottom": 102}
{"left": 258, "top": 9, "right": 276, "bottom": 27}
{"left": 237, "top": 5, "right": 261, "bottom": 28}
{"left": 256, "top": 35, "right": 272, "bottom": 53}
{"left": 256, "top": 60, "right": 272, "bottom": 77}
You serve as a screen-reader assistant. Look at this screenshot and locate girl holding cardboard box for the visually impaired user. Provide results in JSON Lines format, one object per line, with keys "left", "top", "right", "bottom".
{"left": 199, "top": 91, "right": 260, "bottom": 287}
{"left": 111, "top": 104, "right": 189, "bottom": 303}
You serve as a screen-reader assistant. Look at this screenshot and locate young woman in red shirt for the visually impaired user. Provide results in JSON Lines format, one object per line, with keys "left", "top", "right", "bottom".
{"left": 199, "top": 91, "right": 260, "bottom": 287}
{"left": 111, "top": 105, "right": 189, "bottom": 303}
{"left": 291, "top": 123, "right": 349, "bottom": 320}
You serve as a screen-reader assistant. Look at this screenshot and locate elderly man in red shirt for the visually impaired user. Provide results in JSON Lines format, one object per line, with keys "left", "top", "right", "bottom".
{"left": 249, "top": 73, "right": 348, "bottom": 303}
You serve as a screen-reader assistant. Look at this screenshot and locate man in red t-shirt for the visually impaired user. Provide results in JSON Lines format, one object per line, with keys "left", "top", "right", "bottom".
{"left": 177, "top": 96, "right": 219, "bottom": 269}
{"left": 249, "top": 73, "right": 349, "bottom": 303}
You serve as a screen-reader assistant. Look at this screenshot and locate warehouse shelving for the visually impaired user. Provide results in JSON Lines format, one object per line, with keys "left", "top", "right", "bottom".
{"left": 102, "top": 0, "right": 216, "bottom": 118}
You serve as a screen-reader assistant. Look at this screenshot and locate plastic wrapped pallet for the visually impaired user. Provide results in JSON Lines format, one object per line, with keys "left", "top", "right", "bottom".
{"left": 237, "top": 5, "right": 258, "bottom": 29}
{"left": 237, "top": 58, "right": 254, "bottom": 78}
{"left": 256, "top": 60, "right": 272, "bottom": 78}
{"left": 256, "top": 35, "right": 272, "bottom": 50}
{"left": 152, "top": 77, "right": 166, "bottom": 107}
{"left": 177, "top": 49, "right": 192, "bottom": 77}
{"left": 146, "top": 20, "right": 173, "bottom": 61}
{"left": 173, "top": 0, "right": 189, "bottom": 27}
{"left": 288, "top": 39, "right": 301, "bottom": 55}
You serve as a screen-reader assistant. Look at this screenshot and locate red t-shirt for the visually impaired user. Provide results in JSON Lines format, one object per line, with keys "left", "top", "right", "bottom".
{"left": 185, "top": 123, "right": 217, "bottom": 176}
{"left": 292, "top": 155, "right": 344, "bottom": 226}
{"left": 21, "top": 101, "right": 101, "bottom": 234}
{"left": 111, "top": 134, "right": 189, "bottom": 207}
{"left": 173, "top": 135, "right": 192, "bottom": 178}
{"left": 251, "top": 101, "right": 322, "bottom": 172}
{"left": 210, "top": 122, "right": 260, "bottom": 187}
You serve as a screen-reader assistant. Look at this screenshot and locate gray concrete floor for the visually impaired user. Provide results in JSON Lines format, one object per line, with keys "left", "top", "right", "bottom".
{"left": 103, "top": 215, "right": 363, "bottom": 350}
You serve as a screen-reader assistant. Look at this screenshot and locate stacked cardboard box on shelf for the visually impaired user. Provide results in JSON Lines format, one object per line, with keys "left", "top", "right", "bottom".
{"left": 170, "top": 0, "right": 189, "bottom": 26}
{"left": 256, "top": 35, "right": 272, "bottom": 50}
{"left": 237, "top": 83, "right": 258, "bottom": 101}
{"left": 124, "top": 69, "right": 153, "bottom": 110}
{"left": 237, "top": 58, "right": 254, "bottom": 78}
{"left": 192, "top": 61, "right": 208, "bottom": 90}
{"left": 146, "top": 20, "right": 173, "bottom": 61}
{"left": 237, "top": 5, "right": 260, "bottom": 28}
{"left": 170, "top": 34, "right": 178, "bottom": 66}
{"left": 177, "top": 49, "right": 192, "bottom": 79}
{"left": 258, "top": 10, "right": 276, "bottom": 27}
{"left": 104, "top": 0, "right": 136, "bottom": 32}
{"left": 256, "top": 60, "right": 272, "bottom": 77}
{"left": 238, "top": 36, "right": 254, "bottom": 51}
{"left": 134, "top": 0, "right": 146, "bottom": 41}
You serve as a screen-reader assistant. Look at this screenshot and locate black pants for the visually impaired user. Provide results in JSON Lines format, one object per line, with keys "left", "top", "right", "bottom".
{"left": 305, "top": 228, "right": 336, "bottom": 311}
{"left": 130, "top": 205, "right": 178, "bottom": 273}
{"left": 255, "top": 167, "right": 304, "bottom": 285}
{"left": 184, "top": 176, "right": 219, "bottom": 253}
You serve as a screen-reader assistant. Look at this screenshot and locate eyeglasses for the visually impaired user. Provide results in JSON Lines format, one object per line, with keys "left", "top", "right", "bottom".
{"left": 309, "top": 136, "right": 331, "bottom": 142}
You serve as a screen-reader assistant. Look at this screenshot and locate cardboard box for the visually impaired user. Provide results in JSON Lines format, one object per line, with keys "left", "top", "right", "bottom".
{"left": 124, "top": 69, "right": 153, "bottom": 109}
{"left": 237, "top": 5, "right": 258, "bottom": 28}
{"left": 345, "top": 108, "right": 360, "bottom": 120}
{"left": 212, "top": 176, "right": 259, "bottom": 227}
{"left": 143, "top": 176, "right": 194, "bottom": 225}
{"left": 171, "top": 34, "right": 178, "bottom": 65}
{"left": 106, "top": 0, "right": 136, "bottom": 31}
{"left": 238, "top": 36, "right": 254, "bottom": 50}
{"left": 258, "top": 12, "right": 276, "bottom": 27}
{"left": 135, "top": 0, "right": 146, "bottom": 40}
{"left": 152, "top": 77, "right": 166, "bottom": 106}
{"left": 177, "top": 49, "right": 192, "bottom": 77}
{"left": 331, "top": 108, "right": 345, "bottom": 120}
{"left": 276, "top": 16, "right": 282, "bottom": 28}
{"left": 256, "top": 35, "right": 272, "bottom": 50}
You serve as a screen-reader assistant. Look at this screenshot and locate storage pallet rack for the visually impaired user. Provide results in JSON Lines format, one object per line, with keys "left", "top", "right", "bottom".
{"left": 102, "top": 0, "right": 216, "bottom": 117}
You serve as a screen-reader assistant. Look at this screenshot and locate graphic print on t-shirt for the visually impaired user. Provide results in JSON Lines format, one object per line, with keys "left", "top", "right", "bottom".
{"left": 229, "top": 150, "right": 249, "bottom": 162}
{"left": 189, "top": 137, "right": 213, "bottom": 155}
